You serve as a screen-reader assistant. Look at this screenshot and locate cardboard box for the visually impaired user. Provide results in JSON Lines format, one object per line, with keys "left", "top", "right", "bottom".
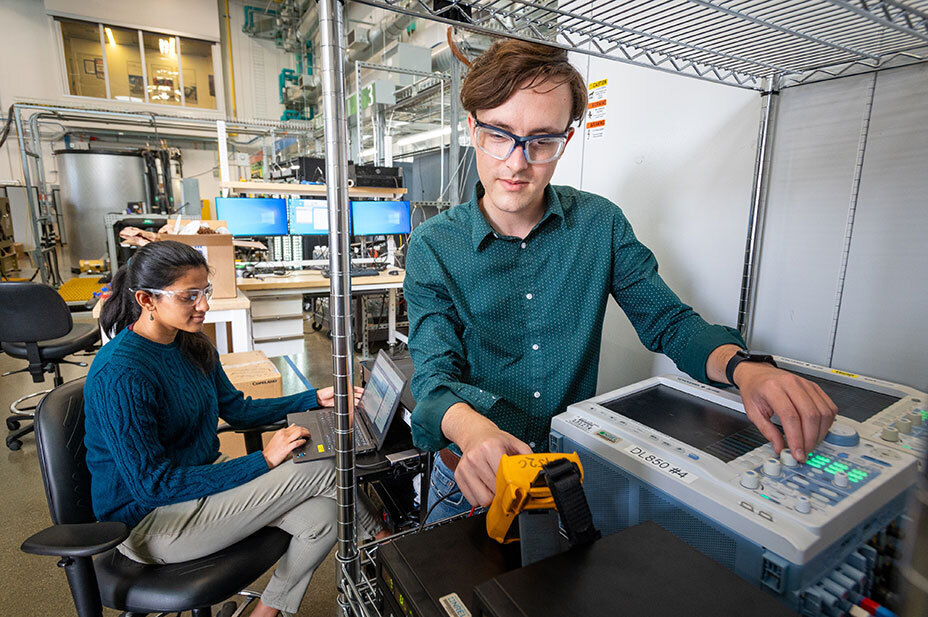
{"left": 218, "top": 350, "right": 283, "bottom": 457}
{"left": 160, "top": 220, "right": 236, "bottom": 299}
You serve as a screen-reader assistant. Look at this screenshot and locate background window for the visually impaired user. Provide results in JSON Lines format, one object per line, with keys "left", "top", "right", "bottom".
{"left": 143, "top": 32, "right": 181, "bottom": 106}
{"left": 179, "top": 38, "right": 217, "bottom": 110}
{"left": 57, "top": 18, "right": 219, "bottom": 110}
{"left": 60, "top": 19, "right": 106, "bottom": 99}
{"left": 103, "top": 26, "right": 144, "bottom": 103}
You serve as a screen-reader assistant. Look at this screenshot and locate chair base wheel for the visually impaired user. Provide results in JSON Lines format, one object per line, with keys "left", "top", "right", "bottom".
{"left": 7, "top": 438, "right": 22, "bottom": 451}
{"left": 7, "top": 419, "right": 20, "bottom": 431}
{"left": 311, "top": 322, "right": 322, "bottom": 331}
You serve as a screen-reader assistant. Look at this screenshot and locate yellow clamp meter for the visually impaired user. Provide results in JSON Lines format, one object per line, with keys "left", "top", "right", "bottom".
{"left": 485, "top": 452, "right": 584, "bottom": 544}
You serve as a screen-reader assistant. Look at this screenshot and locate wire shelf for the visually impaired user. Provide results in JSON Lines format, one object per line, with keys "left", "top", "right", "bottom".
{"left": 355, "top": 0, "right": 928, "bottom": 89}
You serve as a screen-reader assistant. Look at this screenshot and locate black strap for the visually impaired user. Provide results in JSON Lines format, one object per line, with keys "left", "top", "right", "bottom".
{"left": 25, "top": 341, "right": 46, "bottom": 383}
{"left": 541, "top": 458, "right": 601, "bottom": 547}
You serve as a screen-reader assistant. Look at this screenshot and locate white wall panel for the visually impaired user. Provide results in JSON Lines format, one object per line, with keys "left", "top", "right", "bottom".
{"left": 831, "top": 65, "right": 928, "bottom": 391}
{"left": 558, "top": 55, "right": 760, "bottom": 392}
{"left": 750, "top": 64, "right": 927, "bottom": 390}
{"left": 749, "top": 75, "right": 874, "bottom": 364}
{"left": 44, "top": 0, "right": 220, "bottom": 41}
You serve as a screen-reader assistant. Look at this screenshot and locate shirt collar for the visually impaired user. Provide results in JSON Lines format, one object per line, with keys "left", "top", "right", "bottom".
{"left": 469, "top": 182, "right": 565, "bottom": 251}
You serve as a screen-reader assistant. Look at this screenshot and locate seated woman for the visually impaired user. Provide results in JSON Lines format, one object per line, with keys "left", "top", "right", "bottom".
{"left": 84, "top": 240, "right": 383, "bottom": 617}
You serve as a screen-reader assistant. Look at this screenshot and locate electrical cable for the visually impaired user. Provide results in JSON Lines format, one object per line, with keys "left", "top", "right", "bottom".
{"left": 0, "top": 105, "right": 14, "bottom": 150}
{"left": 446, "top": 27, "right": 472, "bottom": 67}
{"left": 420, "top": 487, "right": 462, "bottom": 528}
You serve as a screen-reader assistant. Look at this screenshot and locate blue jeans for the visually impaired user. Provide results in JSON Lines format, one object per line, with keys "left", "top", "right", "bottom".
{"left": 425, "top": 454, "right": 473, "bottom": 523}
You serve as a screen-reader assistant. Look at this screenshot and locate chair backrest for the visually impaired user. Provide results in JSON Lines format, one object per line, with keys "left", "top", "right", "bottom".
{"left": 0, "top": 282, "right": 73, "bottom": 343}
{"left": 34, "top": 378, "right": 96, "bottom": 525}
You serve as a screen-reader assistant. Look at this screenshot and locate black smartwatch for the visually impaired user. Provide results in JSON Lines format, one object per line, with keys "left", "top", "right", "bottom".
{"left": 725, "top": 350, "right": 777, "bottom": 387}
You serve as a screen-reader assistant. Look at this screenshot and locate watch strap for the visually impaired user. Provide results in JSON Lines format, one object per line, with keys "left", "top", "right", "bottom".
{"left": 726, "top": 350, "right": 777, "bottom": 387}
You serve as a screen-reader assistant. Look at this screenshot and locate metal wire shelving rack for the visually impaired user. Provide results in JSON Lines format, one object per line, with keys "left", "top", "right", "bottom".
{"left": 316, "top": 2, "right": 928, "bottom": 616}
{"left": 354, "top": 0, "right": 928, "bottom": 90}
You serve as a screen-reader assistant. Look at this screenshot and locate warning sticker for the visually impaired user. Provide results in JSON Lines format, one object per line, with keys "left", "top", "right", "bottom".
{"left": 586, "top": 78, "right": 608, "bottom": 140}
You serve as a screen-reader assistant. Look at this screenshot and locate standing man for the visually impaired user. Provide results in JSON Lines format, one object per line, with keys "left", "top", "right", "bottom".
{"left": 404, "top": 40, "right": 837, "bottom": 522}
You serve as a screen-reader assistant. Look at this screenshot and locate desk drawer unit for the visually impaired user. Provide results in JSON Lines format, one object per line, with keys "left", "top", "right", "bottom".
{"left": 246, "top": 292, "right": 305, "bottom": 357}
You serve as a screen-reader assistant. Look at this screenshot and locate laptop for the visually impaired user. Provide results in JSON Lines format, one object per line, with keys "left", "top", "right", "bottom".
{"left": 288, "top": 350, "right": 406, "bottom": 463}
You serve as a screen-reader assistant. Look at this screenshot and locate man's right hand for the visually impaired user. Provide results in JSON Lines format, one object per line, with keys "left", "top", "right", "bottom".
{"left": 442, "top": 403, "right": 533, "bottom": 507}
{"left": 263, "top": 424, "right": 312, "bottom": 469}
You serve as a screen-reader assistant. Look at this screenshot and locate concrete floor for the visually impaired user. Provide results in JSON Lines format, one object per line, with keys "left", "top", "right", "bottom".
{"left": 0, "top": 302, "right": 378, "bottom": 616}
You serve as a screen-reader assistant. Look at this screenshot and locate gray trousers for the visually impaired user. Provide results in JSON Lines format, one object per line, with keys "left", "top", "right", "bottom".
{"left": 118, "top": 457, "right": 380, "bottom": 614}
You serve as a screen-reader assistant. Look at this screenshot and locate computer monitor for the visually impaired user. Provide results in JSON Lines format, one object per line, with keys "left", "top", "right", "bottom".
{"left": 288, "top": 198, "right": 329, "bottom": 235}
{"left": 215, "top": 197, "right": 288, "bottom": 237}
{"left": 350, "top": 200, "right": 411, "bottom": 236}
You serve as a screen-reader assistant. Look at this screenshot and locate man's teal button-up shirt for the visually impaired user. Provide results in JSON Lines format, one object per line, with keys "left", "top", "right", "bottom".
{"left": 403, "top": 183, "right": 744, "bottom": 453}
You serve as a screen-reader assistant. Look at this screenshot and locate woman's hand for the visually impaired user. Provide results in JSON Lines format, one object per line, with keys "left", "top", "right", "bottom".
{"left": 316, "top": 386, "right": 364, "bottom": 408}
{"left": 262, "top": 424, "right": 312, "bottom": 469}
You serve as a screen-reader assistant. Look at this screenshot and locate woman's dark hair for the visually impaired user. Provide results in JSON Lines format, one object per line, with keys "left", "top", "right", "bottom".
{"left": 101, "top": 240, "right": 216, "bottom": 374}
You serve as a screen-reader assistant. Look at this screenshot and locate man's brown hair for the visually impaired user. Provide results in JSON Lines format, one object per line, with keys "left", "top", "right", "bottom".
{"left": 460, "top": 40, "right": 587, "bottom": 129}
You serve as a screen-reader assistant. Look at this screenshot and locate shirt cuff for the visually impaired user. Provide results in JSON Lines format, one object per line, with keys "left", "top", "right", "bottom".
{"left": 410, "top": 387, "right": 466, "bottom": 452}
{"left": 678, "top": 324, "right": 746, "bottom": 386}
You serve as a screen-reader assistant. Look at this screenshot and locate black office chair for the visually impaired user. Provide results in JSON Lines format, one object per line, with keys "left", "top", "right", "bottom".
{"left": 20, "top": 378, "right": 293, "bottom": 617}
{"left": 0, "top": 281, "right": 100, "bottom": 450}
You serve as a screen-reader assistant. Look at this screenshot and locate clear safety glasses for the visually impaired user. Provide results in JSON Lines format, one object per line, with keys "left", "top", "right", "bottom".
{"left": 136, "top": 283, "right": 213, "bottom": 305}
{"left": 473, "top": 119, "right": 570, "bottom": 164}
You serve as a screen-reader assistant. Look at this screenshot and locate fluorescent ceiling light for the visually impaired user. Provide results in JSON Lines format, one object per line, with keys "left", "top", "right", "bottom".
{"left": 394, "top": 126, "right": 451, "bottom": 148}
{"left": 105, "top": 27, "right": 116, "bottom": 47}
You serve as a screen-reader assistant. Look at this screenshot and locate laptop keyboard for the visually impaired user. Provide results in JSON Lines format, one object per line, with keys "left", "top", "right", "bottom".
{"left": 318, "top": 409, "right": 372, "bottom": 450}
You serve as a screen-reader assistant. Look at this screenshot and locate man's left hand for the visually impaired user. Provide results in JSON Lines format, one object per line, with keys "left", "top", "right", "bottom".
{"left": 733, "top": 362, "right": 837, "bottom": 463}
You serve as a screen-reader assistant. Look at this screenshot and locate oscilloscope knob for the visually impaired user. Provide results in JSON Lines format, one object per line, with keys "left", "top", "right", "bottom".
{"left": 763, "top": 458, "right": 782, "bottom": 477}
{"left": 881, "top": 426, "right": 900, "bottom": 442}
{"left": 740, "top": 470, "right": 760, "bottom": 489}
{"left": 780, "top": 450, "right": 799, "bottom": 467}
{"left": 823, "top": 423, "right": 860, "bottom": 447}
{"left": 795, "top": 496, "right": 811, "bottom": 514}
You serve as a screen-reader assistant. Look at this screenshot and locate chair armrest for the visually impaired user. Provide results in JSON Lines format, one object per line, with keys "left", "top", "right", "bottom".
{"left": 21, "top": 521, "right": 129, "bottom": 558}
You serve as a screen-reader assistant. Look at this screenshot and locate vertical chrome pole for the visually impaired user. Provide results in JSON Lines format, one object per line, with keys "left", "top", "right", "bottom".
{"left": 439, "top": 75, "right": 445, "bottom": 198}
{"left": 355, "top": 61, "right": 363, "bottom": 164}
{"left": 737, "top": 78, "right": 779, "bottom": 341}
{"left": 319, "top": 0, "right": 360, "bottom": 604}
{"left": 449, "top": 55, "right": 461, "bottom": 205}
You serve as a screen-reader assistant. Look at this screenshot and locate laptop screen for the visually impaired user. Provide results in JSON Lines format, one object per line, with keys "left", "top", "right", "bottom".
{"left": 359, "top": 352, "right": 406, "bottom": 440}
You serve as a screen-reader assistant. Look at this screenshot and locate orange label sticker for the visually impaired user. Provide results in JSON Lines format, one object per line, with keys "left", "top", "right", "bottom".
{"left": 586, "top": 119, "right": 606, "bottom": 129}
{"left": 588, "top": 99, "right": 607, "bottom": 109}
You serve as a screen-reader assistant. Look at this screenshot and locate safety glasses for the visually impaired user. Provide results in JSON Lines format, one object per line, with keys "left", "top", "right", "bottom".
{"left": 473, "top": 118, "right": 570, "bottom": 164}
{"left": 135, "top": 283, "right": 213, "bottom": 305}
